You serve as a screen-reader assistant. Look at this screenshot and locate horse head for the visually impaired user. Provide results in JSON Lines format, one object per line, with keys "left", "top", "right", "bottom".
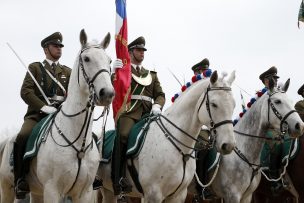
{"left": 77, "top": 29, "right": 114, "bottom": 106}
{"left": 261, "top": 79, "right": 304, "bottom": 138}
{"left": 197, "top": 70, "right": 236, "bottom": 154}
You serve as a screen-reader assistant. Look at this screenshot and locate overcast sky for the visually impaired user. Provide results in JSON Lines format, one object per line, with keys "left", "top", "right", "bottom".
{"left": 1, "top": 0, "right": 304, "bottom": 134}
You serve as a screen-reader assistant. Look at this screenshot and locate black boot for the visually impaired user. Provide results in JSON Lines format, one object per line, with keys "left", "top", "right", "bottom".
{"left": 13, "top": 142, "right": 30, "bottom": 199}
{"left": 269, "top": 150, "right": 283, "bottom": 195}
{"left": 92, "top": 175, "right": 103, "bottom": 190}
{"left": 112, "top": 136, "right": 122, "bottom": 195}
{"left": 119, "top": 143, "right": 132, "bottom": 194}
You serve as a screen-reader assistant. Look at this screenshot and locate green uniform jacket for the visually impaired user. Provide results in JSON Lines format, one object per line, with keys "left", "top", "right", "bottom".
{"left": 295, "top": 100, "right": 304, "bottom": 121}
{"left": 123, "top": 66, "right": 165, "bottom": 120}
{"left": 21, "top": 60, "right": 71, "bottom": 120}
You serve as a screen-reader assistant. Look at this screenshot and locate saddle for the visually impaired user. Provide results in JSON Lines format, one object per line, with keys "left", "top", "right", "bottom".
{"left": 260, "top": 134, "right": 299, "bottom": 173}
{"left": 100, "top": 115, "right": 152, "bottom": 163}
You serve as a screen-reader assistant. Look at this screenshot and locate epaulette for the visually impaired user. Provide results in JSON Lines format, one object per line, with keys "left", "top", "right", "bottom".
{"left": 29, "top": 62, "right": 42, "bottom": 66}
{"left": 61, "top": 65, "right": 72, "bottom": 70}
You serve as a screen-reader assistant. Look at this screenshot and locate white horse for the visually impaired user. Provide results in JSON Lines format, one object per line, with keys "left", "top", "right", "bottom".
{"left": 211, "top": 80, "right": 304, "bottom": 203}
{"left": 98, "top": 71, "right": 237, "bottom": 203}
{"left": 0, "top": 29, "right": 114, "bottom": 203}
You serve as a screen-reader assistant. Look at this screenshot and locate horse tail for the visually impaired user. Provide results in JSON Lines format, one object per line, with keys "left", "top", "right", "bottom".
{"left": 0, "top": 128, "right": 17, "bottom": 165}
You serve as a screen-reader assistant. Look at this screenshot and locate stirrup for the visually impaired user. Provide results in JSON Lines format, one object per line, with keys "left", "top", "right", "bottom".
{"left": 93, "top": 177, "right": 103, "bottom": 190}
{"left": 117, "top": 194, "right": 127, "bottom": 203}
{"left": 15, "top": 179, "right": 30, "bottom": 199}
{"left": 119, "top": 177, "right": 132, "bottom": 193}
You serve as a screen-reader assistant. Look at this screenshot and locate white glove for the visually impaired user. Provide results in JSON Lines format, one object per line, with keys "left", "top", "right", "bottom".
{"left": 151, "top": 104, "right": 162, "bottom": 115}
{"left": 112, "top": 59, "right": 123, "bottom": 72}
{"left": 40, "top": 105, "right": 57, "bottom": 114}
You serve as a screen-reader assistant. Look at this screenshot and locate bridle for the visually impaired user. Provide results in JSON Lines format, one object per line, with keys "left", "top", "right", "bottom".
{"left": 153, "top": 83, "right": 233, "bottom": 197}
{"left": 197, "top": 85, "right": 234, "bottom": 147}
{"left": 267, "top": 91, "right": 297, "bottom": 136}
{"left": 234, "top": 90, "right": 297, "bottom": 141}
{"left": 48, "top": 45, "right": 110, "bottom": 192}
{"left": 233, "top": 90, "right": 298, "bottom": 185}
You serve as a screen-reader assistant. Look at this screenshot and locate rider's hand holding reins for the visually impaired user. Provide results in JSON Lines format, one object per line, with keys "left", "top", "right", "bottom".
{"left": 40, "top": 105, "right": 57, "bottom": 114}
{"left": 151, "top": 104, "right": 162, "bottom": 115}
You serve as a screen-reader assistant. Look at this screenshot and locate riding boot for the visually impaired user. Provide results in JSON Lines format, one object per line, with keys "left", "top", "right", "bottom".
{"left": 13, "top": 142, "right": 30, "bottom": 199}
{"left": 119, "top": 143, "right": 132, "bottom": 194}
{"left": 112, "top": 136, "right": 122, "bottom": 195}
{"left": 269, "top": 150, "right": 283, "bottom": 195}
{"left": 93, "top": 175, "right": 103, "bottom": 190}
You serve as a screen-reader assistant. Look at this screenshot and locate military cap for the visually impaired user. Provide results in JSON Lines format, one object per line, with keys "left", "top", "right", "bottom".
{"left": 191, "top": 58, "right": 210, "bottom": 72}
{"left": 297, "top": 84, "right": 304, "bottom": 95}
{"left": 41, "top": 32, "right": 64, "bottom": 48}
{"left": 259, "top": 66, "right": 279, "bottom": 82}
{"left": 128, "top": 36, "right": 147, "bottom": 51}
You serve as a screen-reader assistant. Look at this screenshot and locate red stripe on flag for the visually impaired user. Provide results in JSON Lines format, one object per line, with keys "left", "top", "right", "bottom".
{"left": 112, "top": 7, "right": 131, "bottom": 123}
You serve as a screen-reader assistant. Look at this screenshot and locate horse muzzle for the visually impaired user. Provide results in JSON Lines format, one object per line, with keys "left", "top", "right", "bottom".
{"left": 95, "top": 87, "right": 115, "bottom": 106}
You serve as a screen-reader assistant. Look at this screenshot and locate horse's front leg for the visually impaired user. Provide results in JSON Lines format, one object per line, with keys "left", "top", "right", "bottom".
{"left": 30, "top": 193, "right": 44, "bottom": 203}
{"left": 101, "top": 187, "right": 117, "bottom": 203}
{"left": 164, "top": 188, "right": 188, "bottom": 203}
{"left": 43, "top": 181, "right": 61, "bottom": 203}
{"left": 0, "top": 178, "right": 15, "bottom": 203}
{"left": 72, "top": 189, "right": 94, "bottom": 203}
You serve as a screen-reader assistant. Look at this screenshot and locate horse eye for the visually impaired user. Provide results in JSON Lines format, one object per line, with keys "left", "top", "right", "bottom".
{"left": 84, "top": 56, "right": 90, "bottom": 62}
{"left": 109, "top": 59, "right": 112, "bottom": 64}
{"left": 274, "top": 100, "right": 281, "bottom": 104}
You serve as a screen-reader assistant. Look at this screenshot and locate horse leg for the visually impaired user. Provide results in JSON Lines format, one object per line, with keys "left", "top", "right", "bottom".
{"left": 0, "top": 180, "right": 15, "bottom": 203}
{"left": 164, "top": 189, "right": 188, "bottom": 203}
{"left": 284, "top": 173, "right": 299, "bottom": 203}
{"left": 30, "top": 193, "right": 44, "bottom": 203}
{"left": 101, "top": 187, "right": 117, "bottom": 203}
{"left": 142, "top": 186, "right": 163, "bottom": 203}
{"left": 43, "top": 182, "right": 61, "bottom": 203}
{"left": 240, "top": 194, "right": 253, "bottom": 203}
{"left": 72, "top": 190, "right": 94, "bottom": 203}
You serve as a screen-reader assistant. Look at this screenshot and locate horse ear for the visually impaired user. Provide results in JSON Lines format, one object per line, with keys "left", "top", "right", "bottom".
{"left": 210, "top": 71, "right": 218, "bottom": 84}
{"left": 101, "top": 32, "right": 111, "bottom": 49}
{"left": 80, "top": 29, "right": 87, "bottom": 47}
{"left": 227, "top": 70, "right": 236, "bottom": 86}
{"left": 281, "top": 78, "right": 290, "bottom": 92}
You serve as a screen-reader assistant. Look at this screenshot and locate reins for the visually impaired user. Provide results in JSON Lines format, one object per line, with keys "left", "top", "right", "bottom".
{"left": 47, "top": 45, "right": 110, "bottom": 193}
{"left": 154, "top": 83, "right": 233, "bottom": 197}
{"left": 233, "top": 90, "right": 298, "bottom": 185}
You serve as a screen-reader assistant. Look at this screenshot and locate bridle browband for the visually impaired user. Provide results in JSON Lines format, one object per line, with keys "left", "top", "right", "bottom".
{"left": 48, "top": 44, "right": 110, "bottom": 193}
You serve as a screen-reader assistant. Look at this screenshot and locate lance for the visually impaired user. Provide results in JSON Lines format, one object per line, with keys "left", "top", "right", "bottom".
{"left": 7, "top": 42, "right": 51, "bottom": 105}
{"left": 167, "top": 68, "right": 183, "bottom": 87}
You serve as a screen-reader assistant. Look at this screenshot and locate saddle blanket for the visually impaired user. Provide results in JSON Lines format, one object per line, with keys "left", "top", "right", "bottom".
{"left": 23, "top": 114, "right": 54, "bottom": 160}
{"left": 260, "top": 135, "right": 299, "bottom": 169}
{"left": 100, "top": 115, "right": 151, "bottom": 163}
{"left": 206, "top": 147, "right": 221, "bottom": 172}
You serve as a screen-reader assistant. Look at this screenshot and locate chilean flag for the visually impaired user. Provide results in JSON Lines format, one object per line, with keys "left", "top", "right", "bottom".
{"left": 112, "top": 0, "right": 131, "bottom": 123}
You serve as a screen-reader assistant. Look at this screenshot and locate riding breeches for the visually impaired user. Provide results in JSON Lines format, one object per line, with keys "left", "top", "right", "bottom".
{"left": 15, "top": 118, "right": 38, "bottom": 150}
{"left": 117, "top": 116, "right": 137, "bottom": 144}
